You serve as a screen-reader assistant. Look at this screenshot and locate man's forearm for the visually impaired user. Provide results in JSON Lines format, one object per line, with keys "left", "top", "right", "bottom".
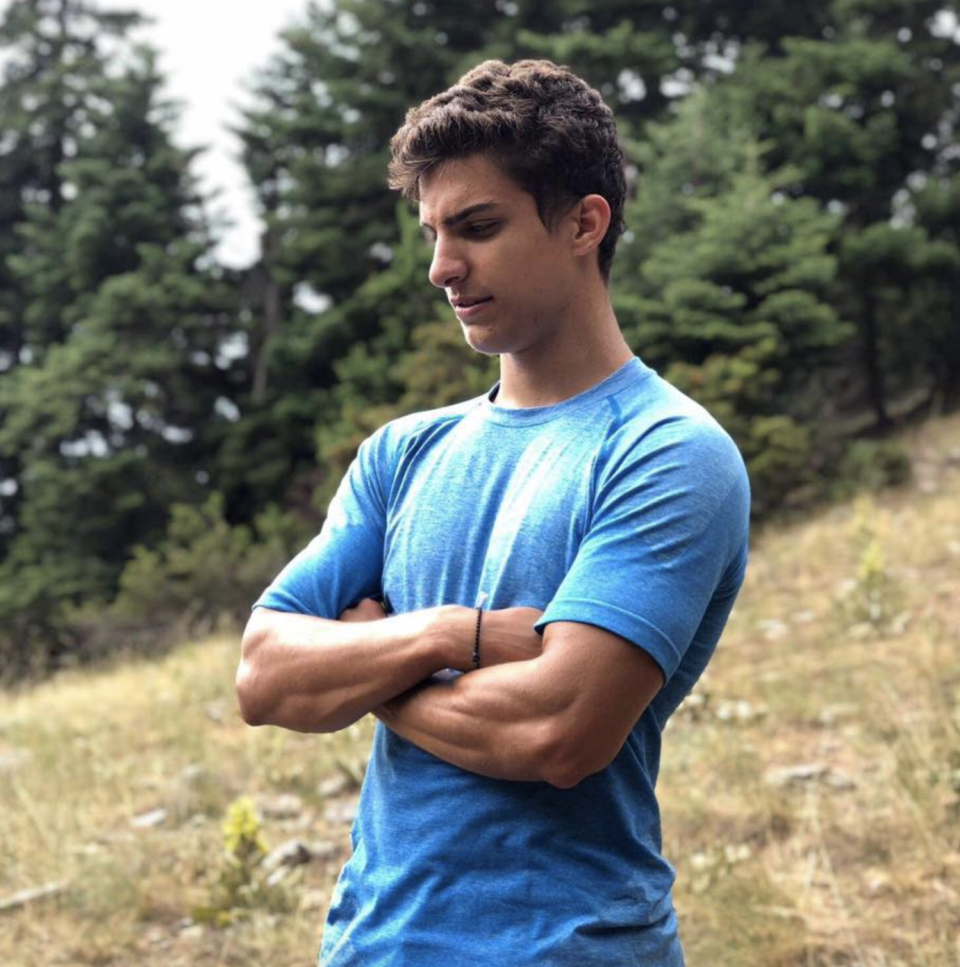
{"left": 376, "top": 656, "right": 580, "bottom": 788}
{"left": 236, "top": 605, "right": 474, "bottom": 733}
{"left": 376, "top": 621, "right": 666, "bottom": 789}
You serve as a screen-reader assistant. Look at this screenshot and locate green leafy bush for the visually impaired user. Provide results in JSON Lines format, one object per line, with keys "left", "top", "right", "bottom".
{"left": 112, "top": 494, "right": 311, "bottom": 634}
{"left": 835, "top": 438, "right": 912, "bottom": 495}
{"left": 192, "top": 796, "right": 293, "bottom": 928}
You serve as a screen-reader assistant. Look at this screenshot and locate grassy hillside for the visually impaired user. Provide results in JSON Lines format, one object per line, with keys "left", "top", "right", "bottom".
{"left": 1, "top": 413, "right": 958, "bottom": 967}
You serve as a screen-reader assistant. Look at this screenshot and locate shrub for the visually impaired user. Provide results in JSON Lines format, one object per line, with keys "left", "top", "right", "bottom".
{"left": 111, "top": 494, "right": 312, "bottom": 635}
{"left": 835, "top": 438, "right": 912, "bottom": 495}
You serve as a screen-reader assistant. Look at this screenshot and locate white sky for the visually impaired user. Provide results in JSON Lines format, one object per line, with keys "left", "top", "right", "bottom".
{"left": 123, "top": 0, "right": 313, "bottom": 268}
{"left": 0, "top": 0, "right": 315, "bottom": 266}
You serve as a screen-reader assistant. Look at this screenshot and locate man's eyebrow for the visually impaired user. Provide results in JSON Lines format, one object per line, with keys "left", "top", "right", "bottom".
{"left": 420, "top": 202, "right": 500, "bottom": 234}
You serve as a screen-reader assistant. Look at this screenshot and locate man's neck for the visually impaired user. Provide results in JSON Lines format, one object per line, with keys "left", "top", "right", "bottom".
{"left": 494, "top": 298, "right": 633, "bottom": 409}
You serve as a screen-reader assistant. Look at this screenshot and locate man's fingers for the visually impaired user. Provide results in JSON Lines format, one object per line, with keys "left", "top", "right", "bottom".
{"left": 339, "top": 598, "right": 389, "bottom": 622}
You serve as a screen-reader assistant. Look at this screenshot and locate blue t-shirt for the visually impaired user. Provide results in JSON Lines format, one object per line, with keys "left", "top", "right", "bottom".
{"left": 256, "top": 357, "right": 750, "bottom": 966}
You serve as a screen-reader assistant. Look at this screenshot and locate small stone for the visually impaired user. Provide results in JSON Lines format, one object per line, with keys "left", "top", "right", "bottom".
{"left": 818, "top": 703, "right": 857, "bottom": 727}
{"left": 0, "top": 748, "right": 32, "bottom": 772}
{"left": 763, "top": 763, "right": 828, "bottom": 787}
{"left": 758, "top": 618, "right": 790, "bottom": 641}
{"left": 867, "top": 871, "right": 890, "bottom": 895}
{"left": 262, "top": 838, "right": 313, "bottom": 874}
{"left": 130, "top": 808, "right": 167, "bottom": 829}
{"left": 823, "top": 770, "right": 857, "bottom": 790}
{"left": 890, "top": 611, "right": 912, "bottom": 635}
{"left": 723, "top": 843, "right": 752, "bottom": 864}
{"left": 265, "top": 866, "right": 291, "bottom": 889}
{"left": 323, "top": 798, "right": 358, "bottom": 825}
{"left": 256, "top": 793, "right": 304, "bottom": 819}
{"left": 279, "top": 811, "right": 315, "bottom": 832}
{"left": 691, "top": 874, "right": 712, "bottom": 894}
{"left": 204, "top": 702, "right": 227, "bottom": 723}
{"left": 307, "top": 839, "right": 340, "bottom": 862}
{"left": 180, "top": 763, "right": 206, "bottom": 785}
{"left": 69, "top": 843, "right": 104, "bottom": 856}
{"left": 317, "top": 773, "right": 351, "bottom": 798}
{"left": 299, "top": 889, "right": 327, "bottom": 911}
{"left": 714, "top": 699, "right": 765, "bottom": 723}
{"left": 144, "top": 926, "right": 171, "bottom": 948}
{"left": 689, "top": 851, "right": 714, "bottom": 872}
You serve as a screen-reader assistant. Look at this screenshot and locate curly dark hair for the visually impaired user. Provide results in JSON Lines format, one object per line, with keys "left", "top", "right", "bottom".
{"left": 388, "top": 59, "right": 627, "bottom": 281}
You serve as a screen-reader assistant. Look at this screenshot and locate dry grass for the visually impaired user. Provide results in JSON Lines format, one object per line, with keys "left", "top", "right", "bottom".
{"left": 0, "top": 641, "right": 371, "bottom": 965}
{"left": 2, "top": 413, "right": 959, "bottom": 965}
{"left": 664, "top": 412, "right": 960, "bottom": 966}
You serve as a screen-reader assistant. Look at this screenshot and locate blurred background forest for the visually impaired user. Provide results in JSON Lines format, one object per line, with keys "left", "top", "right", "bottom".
{"left": 1, "top": 0, "right": 959, "bottom": 677}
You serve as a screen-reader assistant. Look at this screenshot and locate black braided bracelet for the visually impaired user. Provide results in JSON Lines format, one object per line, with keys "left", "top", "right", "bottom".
{"left": 472, "top": 605, "right": 483, "bottom": 670}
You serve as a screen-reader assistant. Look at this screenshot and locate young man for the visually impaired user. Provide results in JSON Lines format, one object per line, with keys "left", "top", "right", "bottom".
{"left": 238, "top": 59, "right": 750, "bottom": 966}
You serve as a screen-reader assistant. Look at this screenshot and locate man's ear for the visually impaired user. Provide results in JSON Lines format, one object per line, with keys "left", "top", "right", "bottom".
{"left": 569, "top": 194, "right": 611, "bottom": 259}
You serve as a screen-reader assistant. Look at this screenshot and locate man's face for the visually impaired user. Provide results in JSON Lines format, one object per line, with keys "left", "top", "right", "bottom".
{"left": 419, "top": 154, "right": 580, "bottom": 358}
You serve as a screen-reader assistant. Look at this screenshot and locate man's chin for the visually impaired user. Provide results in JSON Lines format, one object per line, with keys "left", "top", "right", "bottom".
{"left": 461, "top": 323, "right": 505, "bottom": 357}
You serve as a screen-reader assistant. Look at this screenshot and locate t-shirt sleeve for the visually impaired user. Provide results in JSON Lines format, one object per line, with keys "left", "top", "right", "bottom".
{"left": 253, "top": 430, "right": 391, "bottom": 619}
{"left": 535, "top": 416, "right": 750, "bottom": 681}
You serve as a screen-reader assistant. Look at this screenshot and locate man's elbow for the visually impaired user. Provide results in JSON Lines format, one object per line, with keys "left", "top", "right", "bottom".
{"left": 537, "top": 721, "right": 617, "bottom": 790}
{"left": 235, "top": 621, "right": 271, "bottom": 726}
{"left": 541, "top": 754, "right": 610, "bottom": 790}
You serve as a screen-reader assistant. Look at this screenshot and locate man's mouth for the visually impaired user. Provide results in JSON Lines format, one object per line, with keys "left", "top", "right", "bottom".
{"left": 451, "top": 296, "right": 492, "bottom": 309}
{"left": 451, "top": 296, "right": 493, "bottom": 322}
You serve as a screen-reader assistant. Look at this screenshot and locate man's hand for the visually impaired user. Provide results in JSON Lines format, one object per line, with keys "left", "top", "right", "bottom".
{"left": 339, "top": 598, "right": 389, "bottom": 622}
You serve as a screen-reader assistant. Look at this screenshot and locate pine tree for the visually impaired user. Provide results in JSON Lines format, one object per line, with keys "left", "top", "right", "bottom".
{"left": 616, "top": 90, "right": 849, "bottom": 513}
{"left": 911, "top": 174, "right": 960, "bottom": 406}
{"left": 722, "top": 1, "right": 960, "bottom": 421}
{"left": 0, "top": 3, "right": 239, "bottom": 667}
{"left": 0, "top": 0, "right": 145, "bottom": 557}
{"left": 233, "top": 0, "right": 960, "bottom": 526}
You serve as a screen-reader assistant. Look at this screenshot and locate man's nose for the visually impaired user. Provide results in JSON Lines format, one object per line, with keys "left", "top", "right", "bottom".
{"left": 428, "top": 236, "right": 467, "bottom": 289}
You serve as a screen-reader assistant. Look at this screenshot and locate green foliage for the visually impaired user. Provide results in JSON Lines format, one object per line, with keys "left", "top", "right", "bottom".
{"left": 192, "top": 796, "right": 293, "bottom": 928}
{"left": 835, "top": 438, "right": 912, "bottom": 496}
{"left": 617, "top": 94, "right": 850, "bottom": 512}
{"left": 223, "top": 796, "right": 268, "bottom": 863}
{"left": 113, "top": 494, "right": 311, "bottom": 633}
{"left": 2, "top": 0, "right": 959, "bottom": 678}
{"left": 718, "top": 8, "right": 960, "bottom": 420}
{"left": 837, "top": 496, "right": 902, "bottom": 629}
{"left": 0, "top": 1, "right": 243, "bottom": 667}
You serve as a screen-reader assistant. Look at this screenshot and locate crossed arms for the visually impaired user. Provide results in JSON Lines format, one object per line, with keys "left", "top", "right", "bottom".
{"left": 236, "top": 600, "right": 664, "bottom": 789}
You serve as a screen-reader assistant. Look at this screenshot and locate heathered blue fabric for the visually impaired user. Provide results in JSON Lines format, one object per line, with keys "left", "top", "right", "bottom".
{"left": 256, "top": 357, "right": 750, "bottom": 966}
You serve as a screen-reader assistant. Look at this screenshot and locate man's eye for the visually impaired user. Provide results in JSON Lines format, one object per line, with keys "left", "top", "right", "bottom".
{"left": 466, "top": 222, "right": 498, "bottom": 237}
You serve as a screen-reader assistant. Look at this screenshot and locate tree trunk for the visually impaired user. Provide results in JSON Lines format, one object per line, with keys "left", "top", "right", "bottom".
{"left": 861, "top": 292, "right": 889, "bottom": 427}
{"left": 251, "top": 228, "right": 283, "bottom": 403}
